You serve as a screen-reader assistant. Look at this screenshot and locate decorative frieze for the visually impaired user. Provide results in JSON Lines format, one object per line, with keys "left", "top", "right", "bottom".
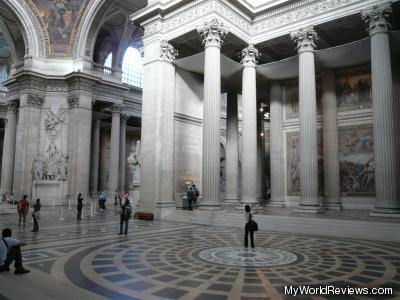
{"left": 241, "top": 44, "right": 260, "bottom": 66}
{"left": 290, "top": 26, "right": 318, "bottom": 53}
{"left": 27, "top": 94, "right": 44, "bottom": 108}
{"left": 160, "top": 40, "right": 178, "bottom": 61}
{"left": 361, "top": 3, "right": 391, "bottom": 35}
{"left": 197, "top": 18, "right": 229, "bottom": 47}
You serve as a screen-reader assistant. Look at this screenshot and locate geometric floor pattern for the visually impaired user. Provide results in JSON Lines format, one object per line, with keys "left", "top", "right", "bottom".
{"left": 1, "top": 206, "right": 400, "bottom": 300}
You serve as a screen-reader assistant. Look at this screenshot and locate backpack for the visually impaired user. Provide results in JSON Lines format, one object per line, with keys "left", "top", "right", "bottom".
{"left": 123, "top": 204, "right": 132, "bottom": 220}
{"left": 194, "top": 189, "right": 199, "bottom": 197}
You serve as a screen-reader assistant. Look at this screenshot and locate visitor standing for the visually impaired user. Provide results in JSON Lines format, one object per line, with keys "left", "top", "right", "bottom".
{"left": 0, "top": 228, "right": 30, "bottom": 274}
{"left": 244, "top": 205, "right": 256, "bottom": 248}
{"left": 114, "top": 190, "right": 119, "bottom": 205}
{"left": 31, "top": 199, "right": 41, "bottom": 232}
{"left": 187, "top": 187, "right": 194, "bottom": 211}
{"left": 192, "top": 184, "right": 200, "bottom": 209}
{"left": 99, "top": 191, "right": 107, "bottom": 210}
{"left": 119, "top": 199, "right": 132, "bottom": 235}
{"left": 17, "top": 195, "right": 29, "bottom": 226}
{"left": 77, "top": 193, "right": 83, "bottom": 220}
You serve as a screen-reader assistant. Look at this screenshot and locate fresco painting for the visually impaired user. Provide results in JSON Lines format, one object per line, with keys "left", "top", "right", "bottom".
{"left": 285, "top": 80, "right": 322, "bottom": 119}
{"left": 336, "top": 72, "right": 372, "bottom": 111}
{"left": 286, "top": 130, "right": 324, "bottom": 195}
{"left": 338, "top": 125, "right": 375, "bottom": 196}
{"left": 32, "top": 0, "right": 86, "bottom": 55}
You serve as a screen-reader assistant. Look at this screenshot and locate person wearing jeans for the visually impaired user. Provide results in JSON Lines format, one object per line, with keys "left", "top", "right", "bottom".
{"left": 32, "top": 199, "right": 41, "bottom": 232}
{"left": 0, "top": 228, "right": 30, "bottom": 274}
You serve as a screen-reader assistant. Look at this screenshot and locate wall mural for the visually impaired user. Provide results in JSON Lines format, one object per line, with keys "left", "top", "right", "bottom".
{"left": 29, "top": 0, "right": 89, "bottom": 56}
{"left": 286, "top": 130, "right": 324, "bottom": 195}
{"left": 338, "top": 125, "right": 375, "bottom": 196}
{"left": 336, "top": 72, "right": 372, "bottom": 111}
{"left": 285, "top": 80, "right": 322, "bottom": 119}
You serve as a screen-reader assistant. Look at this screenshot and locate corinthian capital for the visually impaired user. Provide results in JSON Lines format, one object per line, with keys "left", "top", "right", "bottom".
{"left": 361, "top": 3, "right": 391, "bottom": 35}
{"left": 197, "top": 18, "right": 229, "bottom": 48}
{"left": 68, "top": 96, "right": 79, "bottom": 109}
{"left": 241, "top": 44, "right": 260, "bottom": 67}
{"left": 290, "top": 26, "right": 318, "bottom": 53}
{"left": 7, "top": 101, "right": 18, "bottom": 113}
{"left": 111, "top": 103, "right": 124, "bottom": 115}
{"left": 160, "top": 40, "right": 178, "bottom": 62}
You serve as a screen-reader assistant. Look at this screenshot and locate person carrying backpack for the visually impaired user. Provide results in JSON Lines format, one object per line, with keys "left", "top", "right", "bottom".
{"left": 119, "top": 199, "right": 132, "bottom": 235}
{"left": 192, "top": 184, "right": 200, "bottom": 209}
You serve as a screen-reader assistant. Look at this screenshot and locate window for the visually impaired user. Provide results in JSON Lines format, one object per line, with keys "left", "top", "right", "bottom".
{"left": 104, "top": 52, "right": 112, "bottom": 69}
{"left": 122, "top": 47, "right": 143, "bottom": 88}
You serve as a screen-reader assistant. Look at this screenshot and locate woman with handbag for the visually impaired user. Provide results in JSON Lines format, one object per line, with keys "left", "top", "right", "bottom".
{"left": 244, "top": 205, "right": 256, "bottom": 248}
{"left": 31, "top": 199, "right": 41, "bottom": 232}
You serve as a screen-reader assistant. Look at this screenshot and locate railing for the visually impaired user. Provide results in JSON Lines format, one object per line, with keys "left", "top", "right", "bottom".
{"left": 92, "top": 62, "right": 115, "bottom": 76}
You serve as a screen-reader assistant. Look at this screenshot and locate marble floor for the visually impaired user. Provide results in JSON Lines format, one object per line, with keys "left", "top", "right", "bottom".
{"left": 0, "top": 206, "right": 399, "bottom": 300}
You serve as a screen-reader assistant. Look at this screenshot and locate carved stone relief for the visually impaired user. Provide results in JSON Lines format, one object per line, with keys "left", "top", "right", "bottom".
{"left": 33, "top": 143, "right": 68, "bottom": 181}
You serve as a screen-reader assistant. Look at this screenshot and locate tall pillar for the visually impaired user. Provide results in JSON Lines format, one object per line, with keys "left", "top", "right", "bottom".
{"left": 109, "top": 104, "right": 122, "bottom": 199}
{"left": 90, "top": 119, "right": 100, "bottom": 196}
{"left": 197, "top": 19, "right": 228, "bottom": 210}
{"left": 67, "top": 94, "right": 93, "bottom": 200}
{"left": 13, "top": 94, "right": 43, "bottom": 200}
{"left": 291, "top": 27, "right": 324, "bottom": 213}
{"left": 362, "top": 4, "right": 400, "bottom": 215}
{"left": 156, "top": 40, "right": 178, "bottom": 216}
{"left": 119, "top": 115, "right": 127, "bottom": 192}
{"left": 256, "top": 106, "right": 265, "bottom": 201}
{"left": 139, "top": 39, "right": 177, "bottom": 218}
{"left": 240, "top": 44, "right": 259, "bottom": 205}
{"left": 0, "top": 101, "right": 18, "bottom": 196}
{"left": 224, "top": 92, "right": 239, "bottom": 203}
{"left": 269, "top": 82, "right": 285, "bottom": 206}
{"left": 321, "top": 71, "right": 341, "bottom": 209}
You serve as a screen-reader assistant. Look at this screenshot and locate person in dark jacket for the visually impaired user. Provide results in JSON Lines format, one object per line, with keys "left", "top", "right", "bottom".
{"left": 244, "top": 205, "right": 255, "bottom": 248}
{"left": 119, "top": 199, "right": 132, "bottom": 235}
{"left": 31, "top": 199, "right": 41, "bottom": 232}
{"left": 186, "top": 187, "right": 194, "bottom": 210}
{"left": 77, "top": 193, "right": 83, "bottom": 220}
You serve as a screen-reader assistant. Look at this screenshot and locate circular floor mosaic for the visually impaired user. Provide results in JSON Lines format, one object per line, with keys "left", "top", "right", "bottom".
{"left": 197, "top": 246, "right": 298, "bottom": 267}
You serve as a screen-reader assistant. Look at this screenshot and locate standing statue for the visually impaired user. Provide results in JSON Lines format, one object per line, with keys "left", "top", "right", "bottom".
{"left": 127, "top": 141, "right": 141, "bottom": 187}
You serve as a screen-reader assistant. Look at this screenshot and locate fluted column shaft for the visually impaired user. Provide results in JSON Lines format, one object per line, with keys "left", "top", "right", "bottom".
{"left": 362, "top": 4, "right": 400, "bottom": 214}
{"left": 197, "top": 19, "right": 228, "bottom": 210}
{"left": 119, "top": 116, "right": 127, "bottom": 192}
{"left": 225, "top": 92, "right": 239, "bottom": 203}
{"left": 269, "top": 83, "right": 285, "bottom": 206}
{"left": 256, "top": 110, "right": 265, "bottom": 200}
{"left": 109, "top": 105, "right": 122, "bottom": 198}
{"left": 240, "top": 44, "right": 259, "bottom": 205}
{"left": 90, "top": 119, "right": 101, "bottom": 196}
{"left": 322, "top": 71, "right": 341, "bottom": 209}
{"left": 291, "top": 27, "right": 323, "bottom": 212}
{"left": 0, "top": 102, "right": 18, "bottom": 196}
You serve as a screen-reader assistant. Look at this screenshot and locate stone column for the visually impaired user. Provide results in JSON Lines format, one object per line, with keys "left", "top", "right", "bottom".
{"left": 0, "top": 101, "right": 18, "bottom": 196}
{"left": 90, "top": 119, "right": 100, "bottom": 196}
{"left": 139, "top": 38, "right": 177, "bottom": 218}
{"left": 321, "top": 71, "right": 341, "bottom": 209}
{"left": 108, "top": 104, "right": 122, "bottom": 199}
{"left": 13, "top": 94, "right": 43, "bottom": 200}
{"left": 362, "top": 4, "right": 400, "bottom": 215}
{"left": 155, "top": 40, "right": 178, "bottom": 216}
{"left": 240, "top": 44, "right": 260, "bottom": 205}
{"left": 269, "top": 82, "right": 285, "bottom": 206}
{"left": 197, "top": 19, "right": 228, "bottom": 210}
{"left": 256, "top": 107, "right": 265, "bottom": 201}
{"left": 224, "top": 92, "right": 239, "bottom": 203}
{"left": 291, "top": 27, "right": 324, "bottom": 213}
{"left": 67, "top": 95, "right": 93, "bottom": 200}
{"left": 118, "top": 114, "right": 127, "bottom": 192}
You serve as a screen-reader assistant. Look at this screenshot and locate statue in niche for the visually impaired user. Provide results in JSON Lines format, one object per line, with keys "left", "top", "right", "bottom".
{"left": 32, "top": 143, "right": 68, "bottom": 181}
{"left": 127, "top": 141, "right": 141, "bottom": 187}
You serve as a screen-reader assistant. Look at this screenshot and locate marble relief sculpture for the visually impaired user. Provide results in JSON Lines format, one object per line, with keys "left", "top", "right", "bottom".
{"left": 127, "top": 141, "right": 141, "bottom": 187}
{"left": 33, "top": 144, "right": 68, "bottom": 181}
{"left": 44, "top": 107, "right": 67, "bottom": 130}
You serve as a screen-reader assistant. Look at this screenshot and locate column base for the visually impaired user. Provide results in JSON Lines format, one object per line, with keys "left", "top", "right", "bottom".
{"left": 224, "top": 196, "right": 240, "bottom": 204}
{"left": 267, "top": 198, "right": 286, "bottom": 208}
{"left": 326, "top": 203, "right": 342, "bottom": 210}
{"left": 370, "top": 207, "right": 400, "bottom": 217}
{"left": 199, "top": 202, "right": 222, "bottom": 211}
{"left": 295, "top": 205, "right": 326, "bottom": 214}
{"left": 155, "top": 202, "right": 176, "bottom": 219}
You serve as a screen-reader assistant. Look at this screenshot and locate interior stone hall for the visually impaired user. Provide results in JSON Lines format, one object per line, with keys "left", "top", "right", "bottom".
{"left": 0, "top": 0, "right": 400, "bottom": 299}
